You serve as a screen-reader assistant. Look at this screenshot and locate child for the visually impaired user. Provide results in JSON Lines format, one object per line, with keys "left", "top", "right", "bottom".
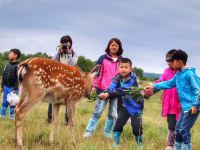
{"left": 155, "top": 49, "right": 181, "bottom": 150}
{"left": 150, "top": 50, "right": 200, "bottom": 150}
{"left": 1, "top": 49, "right": 21, "bottom": 119}
{"left": 47, "top": 35, "right": 78, "bottom": 125}
{"left": 99, "top": 58, "right": 144, "bottom": 148}
{"left": 83, "top": 38, "right": 123, "bottom": 138}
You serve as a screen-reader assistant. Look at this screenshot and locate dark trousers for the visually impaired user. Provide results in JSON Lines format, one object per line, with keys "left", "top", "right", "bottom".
{"left": 175, "top": 110, "right": 199, "bottom": 144}
{"left": 167, "top": 114, "right": 176, "bottom": 131}
{"left": 167, "top": 114, "right": 177, "bottom": 146}
{"left": 114, "top": 106, "right": 143, "bottom": 136}
{"left": 48, "top": 103, "right": 68, "bottom": 122}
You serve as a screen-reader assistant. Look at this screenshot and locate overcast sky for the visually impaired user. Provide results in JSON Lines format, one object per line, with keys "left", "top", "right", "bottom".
{"left": 0, "top": 0, "right": 200, "bottom": 74}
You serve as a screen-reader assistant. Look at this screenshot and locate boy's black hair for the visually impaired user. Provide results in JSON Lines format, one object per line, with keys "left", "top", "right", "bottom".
{"left": 60, "top": 35, "right": 72, "bottom": 47}
{"left": 105, "top": 38, "right": 123, "bottom": 56}
{"left": 9, "top": 49, "right": 21, "bottom": 59}
{"left": 119, "top": 58, "right": 132, "bottom": 67}
{"left": 171, "top": 49, "right": 188, "bottom": 64}
{"left": 165, "top": 49, "right": 177, "bottom": 62}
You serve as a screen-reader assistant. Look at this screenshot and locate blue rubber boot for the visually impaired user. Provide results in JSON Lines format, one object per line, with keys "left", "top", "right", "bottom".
{"left": 113, "top": 131, "right": 121, "bottom": 148}
{"left": 1, "top": 106, "right": 7, "bottom": 117}
{"left": 135, "top": 135, "right": 143, "bottom": 150}
{"left": 182, "top": 143, "right": 192, "bottom": 150}
{"left": 83, "top": 118, "right": 98, "bottom": 138}
{"left": 173, "top": 142, "right": 182, "bottom": 150}
{"left": 104, "top": 118, "right": 115, "bottom": 138}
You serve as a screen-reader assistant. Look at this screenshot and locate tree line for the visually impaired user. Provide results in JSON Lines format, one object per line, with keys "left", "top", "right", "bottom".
{"left": 0, "top": 51, "right": 144, "bottom": 78}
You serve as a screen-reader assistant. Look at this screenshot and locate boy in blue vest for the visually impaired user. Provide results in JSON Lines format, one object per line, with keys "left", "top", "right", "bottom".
{"left": 99, "top": 58, "right": 143, "bottom": 149}
{"left": 148, "top": 50, "right": 200, "bottom": 150}
{"left": 1, "top": 49, "right": 21, "bottom": 119}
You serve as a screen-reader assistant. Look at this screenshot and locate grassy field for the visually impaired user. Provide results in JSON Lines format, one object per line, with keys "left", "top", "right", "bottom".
{"left": 0, "top": 84, "right": 200, "bottom": 150}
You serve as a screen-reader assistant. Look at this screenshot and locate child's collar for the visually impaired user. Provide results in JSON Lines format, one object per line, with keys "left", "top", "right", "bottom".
{"left": 120, "top": 73, "right": 132, "bottom": 82}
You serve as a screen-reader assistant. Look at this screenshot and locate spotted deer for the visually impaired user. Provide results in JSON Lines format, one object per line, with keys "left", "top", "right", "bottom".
{"left": 15, "top": 57, "right": 93, "bottom": 148}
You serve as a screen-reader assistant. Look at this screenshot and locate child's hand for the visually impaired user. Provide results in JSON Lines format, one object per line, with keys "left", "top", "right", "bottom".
{"left": 190, "top": 106, "right": 198, "bottom": 114}
{"left": 91, "top": 87, "right": 96, "bottom": 93}
{"left": 144, "top": 86, "right": 154, "bottom": 91}
{"left": 98, "top": 93, "right": 109, "bottom": 100}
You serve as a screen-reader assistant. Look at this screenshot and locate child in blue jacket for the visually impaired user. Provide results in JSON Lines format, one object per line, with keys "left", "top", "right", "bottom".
{"left": 150, "top": 50, "right": 200, "bottom": 150}
{"left": 99, "top": 58, "right": 143, "bottom": 149}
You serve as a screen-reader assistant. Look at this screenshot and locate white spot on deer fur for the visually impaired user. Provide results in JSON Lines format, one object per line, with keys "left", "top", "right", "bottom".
{"left": 34, "top": 65, "right": 37, "bottom": 68}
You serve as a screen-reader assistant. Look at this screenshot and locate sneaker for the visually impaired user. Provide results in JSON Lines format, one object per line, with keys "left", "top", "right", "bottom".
{"left": 10, "top": 116, "right": 14, "bottom": 120}
{"left": 0, "top": 115, "right": 6, "bottom": 118}
{"left": 104, "top": 132, "right": 112, "bottom": 138}
{"left": 112, "top": 143, "right": 120, "bottom": 149}
{"left": 137, "top": 144, "right": 143, "bottom": 150}
{"left": 165, "top": 146, "right": 173, "bottom": 150}
{"left": 83, "top": 132, "right": 93, "bottom": 138}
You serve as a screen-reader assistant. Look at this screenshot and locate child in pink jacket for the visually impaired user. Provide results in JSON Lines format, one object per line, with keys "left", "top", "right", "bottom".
{"left": 155, "top": 49, "right": 181, "bottom": 150}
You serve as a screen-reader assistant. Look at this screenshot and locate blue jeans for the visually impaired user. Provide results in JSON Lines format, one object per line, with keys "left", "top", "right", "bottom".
{"left": 86, "top": 98, "right": 117, "bottom": 133}
{"left": 92, "top": 98, "right": 117, "bottom": 120}
{"left": 175, "top": 110, "right": 199, "bottom": 144}
{"left": 1, "top": 85, "right": 18, "bottom": 116}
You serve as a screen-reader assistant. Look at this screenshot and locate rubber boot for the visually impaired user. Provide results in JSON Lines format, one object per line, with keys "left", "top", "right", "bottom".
{"left": 104, "top": 118, "right": 115, "bottom": 138}
{"left": 10, "top": 107, "right": 15, "bottom": 119}
{"left": 113, "top": 131, "right": 121, "bottom": 148}
{"left": 182, "top": 143, "right": 192, "bottom": 150}
{"left": 173, "top": 142, "right": 182, "bottom": 150}
{"left": 135, "top": 135, "right": 143, "bottom": 150}
{"left": 83, "top": 118, "right": 98, "bottom": 138}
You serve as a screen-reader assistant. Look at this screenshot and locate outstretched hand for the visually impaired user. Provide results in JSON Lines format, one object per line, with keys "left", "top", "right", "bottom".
{"left": 142, "top": 86, "right": 155, "bottom": 99}
{"left": 98, "top": 93, "right": 109, "bottom": 100}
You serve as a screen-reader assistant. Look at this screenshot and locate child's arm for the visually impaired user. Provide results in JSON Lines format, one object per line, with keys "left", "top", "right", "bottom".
{"left": 154, "top": 75, "right": 176, "bottom": 90}
{"left": 188, "top": 72, "right": 200, "bottom": 110}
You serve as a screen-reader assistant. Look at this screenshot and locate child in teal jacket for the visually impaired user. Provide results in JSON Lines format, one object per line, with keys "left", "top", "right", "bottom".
{"left": 151, "top": 50, "right": 200, "bottom": 150}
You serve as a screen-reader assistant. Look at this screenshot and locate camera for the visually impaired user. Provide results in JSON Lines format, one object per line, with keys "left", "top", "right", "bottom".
{"left": 57, "top": 43, "right": 71, "bottom": 54}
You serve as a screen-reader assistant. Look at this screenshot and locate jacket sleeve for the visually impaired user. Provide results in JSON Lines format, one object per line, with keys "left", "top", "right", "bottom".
{"left": 188, "top": 72, "right": 200, "bottom": 107}
{"left": 92, "top": 55, "right": 104, "bottom": 88}
{"left": 106, "top": 82, "right": 126, "bottom": 99}
{"left": 13, "top": 64, "right": 19, "bottom": 91}
{"left": 67, "top": 50, "right": 78, "bottom": 66}
{"left": 154, "top": 75, "right": 176, "bottom": 90}
{"left": 1, "top": 71, "right": 5, "bottom": 90}
{"left": 53, "top": 53, "right": 60, "bottom": 61}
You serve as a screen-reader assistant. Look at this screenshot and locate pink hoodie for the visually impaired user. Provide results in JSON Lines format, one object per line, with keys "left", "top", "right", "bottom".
{"left": 93, "top": 54, "right": 121, "bottom": 90}
{"left": 155, "top": 68, "right": 181, "bottom": 120}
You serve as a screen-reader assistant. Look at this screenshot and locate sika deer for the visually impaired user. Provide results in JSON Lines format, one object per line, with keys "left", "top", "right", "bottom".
{"left": 15, "top": 57, "right": 93, "bottom": 148}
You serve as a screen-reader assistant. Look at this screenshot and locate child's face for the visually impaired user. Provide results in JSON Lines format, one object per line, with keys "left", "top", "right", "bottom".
{"left": 109, "top": 41, "right": 119, "bottom": 55}
{"left": 166, "top": 61, "right": 173, "bottom": 68}
{"left": 171, "top": 60, "right": 184, "bottom": 70}
{"left": 8, "top": 51, "right": 17, "bottom": 61}
{"left": 119, "top": 62, "right": 132, "bottom": 77}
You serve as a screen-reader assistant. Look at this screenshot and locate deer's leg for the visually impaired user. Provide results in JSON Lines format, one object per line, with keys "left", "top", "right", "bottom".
{"left": 67, "top": 101, "right": 76, "bottom": 146}
{"left": 15, "top": 92, "right": 43, "bottom": 147}
{"left": 50, "top": 104, "right": 59, "bottom": 143}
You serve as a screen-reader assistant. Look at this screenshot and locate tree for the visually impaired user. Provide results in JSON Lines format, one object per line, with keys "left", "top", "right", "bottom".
{"left": 133, "top": 67, "right": 144, "bottom": 79}
{"left": 77, "top": 56, "right": 95, "bottom": 72}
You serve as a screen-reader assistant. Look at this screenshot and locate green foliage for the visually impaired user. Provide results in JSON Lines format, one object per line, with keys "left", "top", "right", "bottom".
{"left": 0, "top": 80, "right": 200, "bottom": 149}
{"left": 77, "top": 55, "right": 95, "bottom": 72}
{"left": 133, "top": 67, "right": 144, "bottom": 78}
